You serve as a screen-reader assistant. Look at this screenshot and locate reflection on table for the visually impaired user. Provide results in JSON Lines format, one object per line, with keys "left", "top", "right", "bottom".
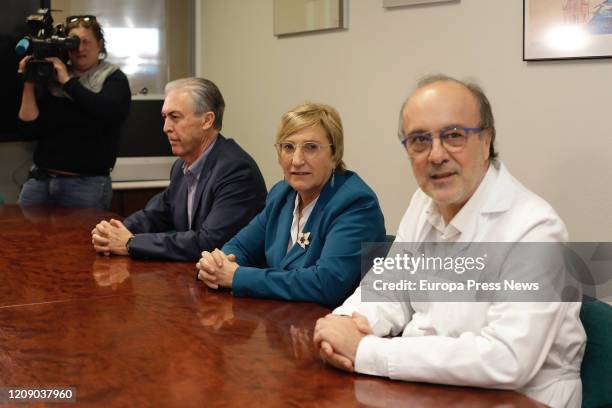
{"left": 0, "top": 205, "right": 545, "bottom": 407}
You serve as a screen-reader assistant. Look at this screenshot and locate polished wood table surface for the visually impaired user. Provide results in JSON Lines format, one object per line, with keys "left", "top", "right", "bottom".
{"left": 0, "top": 205, "right": 546, "bottom": 407}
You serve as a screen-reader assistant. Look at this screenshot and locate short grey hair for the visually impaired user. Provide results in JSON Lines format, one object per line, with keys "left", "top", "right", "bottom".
{"left": 398, "top": 74, "right": 498, "bottom": 160}
{"left": 165, "top": 77, "right": 225, "bottom": 130}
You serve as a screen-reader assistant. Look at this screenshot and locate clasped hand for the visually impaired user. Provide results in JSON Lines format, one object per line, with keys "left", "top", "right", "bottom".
{"left": 91, "top": 219, "right": 133, "bottom": 256}
{"left": 313, "top": 312, "right": 372, "bottom": 372}
{"left": 196, "top": 249, "right": 239, "bottom": 289}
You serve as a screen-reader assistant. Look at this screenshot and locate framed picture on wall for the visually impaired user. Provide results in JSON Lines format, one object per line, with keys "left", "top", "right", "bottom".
{"left": 383, "top": 0, "right": 454, "bottom": 7}
{"left": 524, "top": 0, "right": 612, "bottom": 60}
{"left": 274, "top": 0, "right": 347, "bottom": 36}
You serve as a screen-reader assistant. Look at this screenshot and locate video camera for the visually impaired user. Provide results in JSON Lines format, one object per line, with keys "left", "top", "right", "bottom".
{"left": 15, "top": 8, "right": 80, "bottom": 83}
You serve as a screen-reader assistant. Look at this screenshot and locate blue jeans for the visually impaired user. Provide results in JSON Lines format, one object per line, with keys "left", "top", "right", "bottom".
{"left": 18, "top": 174, "right": 113, "bottom": 210}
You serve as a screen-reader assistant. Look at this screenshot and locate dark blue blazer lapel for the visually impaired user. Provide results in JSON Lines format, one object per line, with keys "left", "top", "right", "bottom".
{"left": 271, "top": 188, "right": 296, "bottom": 266}
{"left": 190, "top": 135, "right": 225, "bottom": 225}
{"left": 174, "top": 170, "right": 190, "bottom": 230}
{"left": 280, "top": 171, "right": 348, "bottom": 268}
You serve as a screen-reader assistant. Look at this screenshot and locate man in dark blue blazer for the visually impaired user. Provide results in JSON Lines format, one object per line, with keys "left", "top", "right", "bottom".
{"left": 91, "top": 78, "right": 266, "bottom": 261}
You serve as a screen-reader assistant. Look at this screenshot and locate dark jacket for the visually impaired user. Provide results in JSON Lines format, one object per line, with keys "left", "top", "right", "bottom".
{"left": 124, "top": 135, "right": 267, "bottom": 261}
{"left": 18, "top": 70, "right": 131, "bottom": 175}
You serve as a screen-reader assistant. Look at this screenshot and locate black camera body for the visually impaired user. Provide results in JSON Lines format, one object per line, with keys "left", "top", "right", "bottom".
{"left": 22, "top": 9, "right": 80, "bottom": 82}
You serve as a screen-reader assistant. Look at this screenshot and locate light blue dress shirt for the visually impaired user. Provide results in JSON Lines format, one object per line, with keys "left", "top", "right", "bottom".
{"left": 182, "top": 137, "right": 217, "bottom": 229}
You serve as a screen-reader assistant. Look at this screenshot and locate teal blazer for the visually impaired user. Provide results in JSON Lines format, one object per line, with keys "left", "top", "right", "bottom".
{"left": 224, "top": 170, "right": 385, "bottom": 308}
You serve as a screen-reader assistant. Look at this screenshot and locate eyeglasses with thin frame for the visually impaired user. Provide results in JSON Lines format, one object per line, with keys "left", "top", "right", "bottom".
{"left": 274, "top": 141, "right": 333, "bottom": 158}
{"left": 401, "top": 126, "right": 484, "bottom": 156}
{"left": 66, "top": 15, "right": 97, "bottom": 25}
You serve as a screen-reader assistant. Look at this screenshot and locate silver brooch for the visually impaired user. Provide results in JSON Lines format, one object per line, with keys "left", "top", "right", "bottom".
{"left": 297, "top": 232, "right": 311, "bottom": 249}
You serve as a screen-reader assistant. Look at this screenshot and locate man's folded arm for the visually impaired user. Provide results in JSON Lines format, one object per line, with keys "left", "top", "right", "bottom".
{"left": 353, "top": 301, "right": 576, "bottom": 389}
{"left": 127, "top": 160, "right": 265, "bottom": 261}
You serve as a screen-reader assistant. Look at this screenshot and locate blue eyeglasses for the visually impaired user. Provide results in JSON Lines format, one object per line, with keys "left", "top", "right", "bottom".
{"left": 401, "top": 126, "right": 483, "bottom": 155}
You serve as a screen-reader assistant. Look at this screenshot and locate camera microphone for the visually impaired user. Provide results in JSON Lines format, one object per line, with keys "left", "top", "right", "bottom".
{"left": 15, "top": 38, "right": 30, "bottom": 56}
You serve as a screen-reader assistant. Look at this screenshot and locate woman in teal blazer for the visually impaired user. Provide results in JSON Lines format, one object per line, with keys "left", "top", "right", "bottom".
{"left": 196, "top": 103, "right": 385, "bottom": 308}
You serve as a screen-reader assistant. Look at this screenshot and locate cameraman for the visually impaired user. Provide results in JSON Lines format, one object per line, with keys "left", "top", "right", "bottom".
{"left": 17, "top": 15, "right": 131, "bottom": 210}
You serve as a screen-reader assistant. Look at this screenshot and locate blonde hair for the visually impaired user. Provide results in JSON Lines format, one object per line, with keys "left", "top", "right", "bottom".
{"left": 276, "top": 102, "right": 347, "bottom": 173}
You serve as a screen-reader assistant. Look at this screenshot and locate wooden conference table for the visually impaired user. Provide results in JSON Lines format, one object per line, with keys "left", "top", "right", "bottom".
{"left": 0, "top": 205, "right": 545, "bottom": 407}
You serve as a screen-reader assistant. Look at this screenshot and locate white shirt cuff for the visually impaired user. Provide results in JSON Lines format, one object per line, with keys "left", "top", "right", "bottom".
{"left": 332, "top": 305, "right": 353, "bottom": 316}
{"left": 354, "top": 335, "right": 390, "bottom": 377}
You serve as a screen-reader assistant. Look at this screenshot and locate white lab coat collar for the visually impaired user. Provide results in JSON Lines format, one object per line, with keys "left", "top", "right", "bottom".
{"left": 421, "top": 160, "right": 516, "bottom": 242}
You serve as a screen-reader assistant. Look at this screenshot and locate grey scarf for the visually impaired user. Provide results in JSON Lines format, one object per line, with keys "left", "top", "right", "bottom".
{"left": 49, "top": 60, "right": 120, "bottom": 98}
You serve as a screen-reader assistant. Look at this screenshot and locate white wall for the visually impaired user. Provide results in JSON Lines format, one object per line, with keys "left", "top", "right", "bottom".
{"left": 197, "top": 0, "right": 612, "bottom": 242}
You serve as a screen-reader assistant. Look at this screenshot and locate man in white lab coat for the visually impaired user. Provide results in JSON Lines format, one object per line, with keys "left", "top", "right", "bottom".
{"left": 313, "top": 75, "right": 586, "bottom": 408}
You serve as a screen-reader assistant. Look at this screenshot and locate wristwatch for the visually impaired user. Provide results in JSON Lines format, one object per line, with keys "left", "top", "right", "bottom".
{"left": 126, "top": 236, "right": 135, "bottom": 255}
